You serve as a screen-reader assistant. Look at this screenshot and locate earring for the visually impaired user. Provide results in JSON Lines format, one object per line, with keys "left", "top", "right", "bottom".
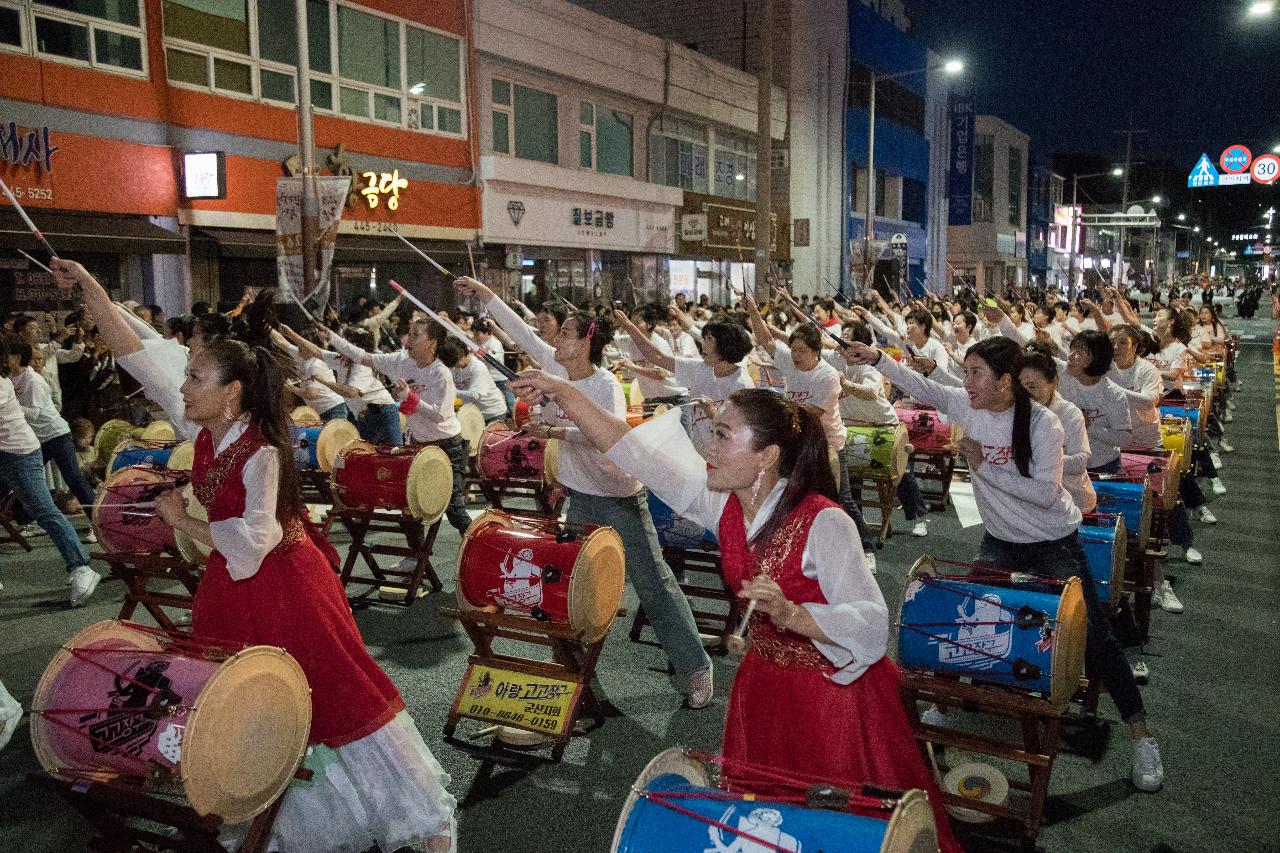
{"left": 750, "top": 468, "right": 767, "bottom": 507}
{"left": 223, "top": 400, "right": 235, "bottom": 422}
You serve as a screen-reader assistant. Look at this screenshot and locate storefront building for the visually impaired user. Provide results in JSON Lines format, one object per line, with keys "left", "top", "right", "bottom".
{"left": 470, "top": 0, "right": 785, "bottom": 308}
{"left": 0, "top": 0, "right": 479, "bottom": 315}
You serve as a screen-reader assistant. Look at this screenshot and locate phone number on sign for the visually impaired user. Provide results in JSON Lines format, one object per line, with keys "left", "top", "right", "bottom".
{"left": 6, "top": 186, "right": 53, "bottom": 201}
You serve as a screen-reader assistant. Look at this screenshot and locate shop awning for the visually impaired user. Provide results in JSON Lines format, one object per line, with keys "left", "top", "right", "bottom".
{"left": 195, "top": 228, "right": 473, "bottom": 264}
{"left": 0, "top": 211, "right": 186, "bottom": 254}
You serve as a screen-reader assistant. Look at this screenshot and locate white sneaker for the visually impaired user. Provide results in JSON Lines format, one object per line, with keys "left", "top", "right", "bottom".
{"left": 911, "top": 520, "right": 929, "bottom": 538}
{"left": 1227, "top": 399, "right": 1236, "bottom": 411}
{"left": 83, "top": 530, "right": 97, "bottom": 544}
{"left": 21, "top": 522, "right": 47, "bottom": 538}
{"left": 1220, "top": 439, "right": 1235, "bottom": 453}
{"left": 1223, "top": 411, "right": 1233, "bottom": 423}
{"left": 1158, "top": 580, "right": 1184, "bottom": 613}
{"left": 1198, "top": 505, "right": 1218, "bottom": 524}
{"left": 1211, "top": 478, "right": 1226, "bottom": 496}
{"left": 1210, "top": 451, "right": 1223, "bottom": 469}
{"left": 863, "top": 551, "right": 877, "bottom": 575}
{"left": 1130, "top": 660, "right": 1150, "bottom": 684}
{"left": 1184, "top": 547, "right": 1203, "bottom": 565}
{"left": 686, "top": 666, "right": 714, "bottom": 710}
{"left": 1132, "top": 737, "right": 1165, "bottom": 792}
{"left": 68, "top": 566, "right": 101, "bottom": 608}
{"left": 920, "top": 705, "right": 948, "bottom": 727}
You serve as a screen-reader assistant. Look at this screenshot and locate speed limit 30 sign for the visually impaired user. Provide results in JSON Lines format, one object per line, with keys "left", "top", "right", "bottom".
{"left": 1251, "top": 154, "right": 1279, "bottom": 185}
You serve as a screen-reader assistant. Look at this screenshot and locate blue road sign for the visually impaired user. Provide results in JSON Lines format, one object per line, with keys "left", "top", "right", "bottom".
{"left": 1188, "top": 154, "right": 1218, "bottom": 188}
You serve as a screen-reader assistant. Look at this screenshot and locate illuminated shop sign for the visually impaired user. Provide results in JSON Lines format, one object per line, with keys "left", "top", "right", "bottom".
{"left": 183, "top": 151, "right": 227, "bottom": 200}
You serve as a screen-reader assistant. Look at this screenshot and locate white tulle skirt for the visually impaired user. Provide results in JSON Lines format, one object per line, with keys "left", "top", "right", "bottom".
{"left": 221, "top": 711, "right": 456, "bottom": 853}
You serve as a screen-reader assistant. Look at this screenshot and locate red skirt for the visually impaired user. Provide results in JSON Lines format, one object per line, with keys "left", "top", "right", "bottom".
{"left": 193, "top": 536, "right": 404, "bottom": 748}
{"left": 723, "top": 653, "right": 962, "bottom": 853}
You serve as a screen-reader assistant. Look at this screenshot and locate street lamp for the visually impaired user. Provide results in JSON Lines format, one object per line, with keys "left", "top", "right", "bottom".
{"left": 1247, "top": 0, "right": 1274, "bottom": 16}
{"left": 1177, "top": 213, "right": 1186, "bottom": 221}
{"left": 1151, "top": 195, "right": 1162, "bottom": 204}
{"left": 1065, "top": 168, "right": 1125, "bottom": 291}
{"left": 860, "top": 57, "right": 964, "bottom": 294}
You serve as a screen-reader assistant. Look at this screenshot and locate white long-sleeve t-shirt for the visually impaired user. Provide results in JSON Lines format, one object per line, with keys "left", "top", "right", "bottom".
{"left": 485, "top": 295, "right": 642, "bottom": 497}
{"left": 1055, "top": 372, "right": 1133, "bottom": 468}
{"left": 608, "top": 410, "right": 884, "bottom": 684}
{"left": 0, "top": 376, "right": 41, "bottom": 454}
{"left": 771, "top": 341, "right": 845, "bottom": 450}
{"left": 1048, "top": 394, "right": 1096, "bottom": 513}
{"left": 874, "top": 353, "right": 1081, "bottom": 542}
{"left": 672, "top": 356, "right": 754, "bottom": 455}
{"left": 12, "top": 366, "right": 70, "bottom": 442}
{"left": 452, "top": 357, "right": 508, "bottom": 419}
{"left": 1108, "top": 359, "right": 1163, "bottom": 451}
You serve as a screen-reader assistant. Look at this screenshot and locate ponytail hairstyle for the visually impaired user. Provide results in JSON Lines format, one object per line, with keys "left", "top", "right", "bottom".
{"left": 727, "top": 388, "right": 838, "bottom": 544}
{"left": 564, "top": 309, "right": 613, "bottom": 365}
{"left": 966, "top": 337, "right": 1034, "bottom": 477}
{"left": 200, "top": 338, "right": 303, "bottom": 527}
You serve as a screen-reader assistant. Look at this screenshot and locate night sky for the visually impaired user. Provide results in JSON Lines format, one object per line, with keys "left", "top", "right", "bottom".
{"left": 906, "top": 0, "right": 1279, "bottom": 237}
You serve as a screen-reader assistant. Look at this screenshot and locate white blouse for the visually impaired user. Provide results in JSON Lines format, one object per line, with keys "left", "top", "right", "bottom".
{"left": 115, "top": 338, "right": 199, "bottom": 440}
{"left": 607, "top": 410, "right": 886, "bottom": 685}
{"left": 205, "top": 418, "right": 283, "bottom": 582}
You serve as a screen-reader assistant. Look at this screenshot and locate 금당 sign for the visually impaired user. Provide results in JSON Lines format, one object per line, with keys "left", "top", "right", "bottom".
{"left": 450, "top": 664, "right": 582, "bottom": 737}
{"left": 1188, "top": 144, "right": 1277, "bottom": 187}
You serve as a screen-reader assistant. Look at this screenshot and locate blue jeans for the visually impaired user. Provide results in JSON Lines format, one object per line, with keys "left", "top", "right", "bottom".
{"left": 356, "top": 403, "right": 403, "bottom": 445}
{"left": 319, "top": 402, "right": 349, "bottom": 423}
{"left": 436, "top": 435, "right": 472, "bottom": 536}
{"left": 978, "top": 531, "right": 1145, "bottom": 723}
{"left": 0, "top": 447, "right": 89, "bottom": 571}
{"left": 42, "top": 432, "right": 96, "bottom": 509}
{"left": 838, "top": 446, "right": 875, "bottom": 552}
{"left": 565, "top": 490, "right": 711, "bottom": 682}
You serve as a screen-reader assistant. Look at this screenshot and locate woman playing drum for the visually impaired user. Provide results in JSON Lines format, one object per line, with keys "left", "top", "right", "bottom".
{"left": 507, "top": 372, "right": 962, "bottom": 853}
{"left": 843, "top": 336, "right": 1166, "bottom": 794}
{"left": 454, "top": 275, "right": 715, "bottom": 709}
{"left": 151, "top": 338, "right": 455, "bottom": 853}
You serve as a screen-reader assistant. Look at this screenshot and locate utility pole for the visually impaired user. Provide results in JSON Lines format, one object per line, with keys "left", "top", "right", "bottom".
{"left": 295, "top": 0, "right": 317, "bottom": 304}
{"left": 752, "top": 0, "right": 773, "bottom": 303}
{"left": 1112, "top": 120, "right": 1149, "bottom": 288}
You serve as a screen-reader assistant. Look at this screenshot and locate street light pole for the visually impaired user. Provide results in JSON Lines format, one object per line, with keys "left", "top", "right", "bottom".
{"left": 862, "top": 73, "right": 877, "bottom": 298}
{"left": 1068, "top": 174, "right": 1079, "bottom": 294}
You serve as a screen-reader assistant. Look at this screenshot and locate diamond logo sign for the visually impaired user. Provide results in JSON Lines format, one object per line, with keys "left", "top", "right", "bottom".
{"left": 1188, "top": 154, "right": 1218, "bottom": 188}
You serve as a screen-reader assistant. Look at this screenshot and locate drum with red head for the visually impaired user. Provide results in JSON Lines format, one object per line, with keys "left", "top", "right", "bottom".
{"left": 895, "top": 403, "right": 955, "bottom": 454}
{"left": 457, "top": 510, "right": 624, "bottom": 642}
{"left": 332, "top": 441, "right": 452, "bottom": 521}
{"left": 30, "top": 620, "right": 310, "bottom": 824}
{"left": 92, "top": 465, "right": 189, "bottom": 556}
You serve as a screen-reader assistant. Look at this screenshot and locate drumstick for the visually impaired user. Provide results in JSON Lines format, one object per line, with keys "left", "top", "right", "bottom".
{"left": 389, "top": 227, "right": 451, "bottom": 276}
{"left": 17, "top": 249, "right": 53, "bottom": 274}
{"left": 0, "top": 176, "right": 58, "bottom": 258}
{"left": 387, "top": 280, "right": 518, "bottom": 381}
{"left": 466, "top": 242, "right": 478, "bottom": 280}
{"left": 773, "top": 283, "right": 850, "bottom": 350}
{"left": 723, "top": 600, "right": 758, "bottom": 657}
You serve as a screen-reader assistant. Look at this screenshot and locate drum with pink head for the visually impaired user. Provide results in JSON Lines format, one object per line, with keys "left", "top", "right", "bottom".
{"left": 895, "top": 403, "right": 955, "bottom": 454}
{"left": 92, "top": 465, "right": 189, "bottom": 556}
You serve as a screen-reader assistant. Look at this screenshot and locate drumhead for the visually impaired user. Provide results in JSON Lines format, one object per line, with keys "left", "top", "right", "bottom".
{"left": 882, "top": 788, "right": 941, "bottom": 850}
{"left": 1049, "top": 577, "right": 1087, "bottom": 709}
{"left": 290, "top": 405, "right": 321, "bottom": 424}
{"left": 175, "top": 484, "right": 212, "bottom": 565}
{"left": 543, "top": 438, "right": 561, "bottom": 486}
{"left": 941, "top": 763, "right": 1008, "bottom": 825}
{"left": 889, "top": 423, "right": 910, "bottom": 481}
{"left": 94, "top": 465, "right": 180, "bottom": 554}
{"left": 458, "top": 404, "right": 487, "bottom": 458}
{"left": 30, "top": 621, "right": 165, "bottom": 779}
{"left": 610, "top": 748, "right": 710, "bottom": 853}
{"left": 568, "top": 526, "right": 626, "bottom": 643}
{"left": 408, "top": 445, "right": 453, "bottom": 523}
{"left": 316, "top": 420, "right": 360, "bottom": 473}
{"left": 1110, "top": 516, "right": 1128, "bottom": 607}
{"left": 94, "top": 419, "right": 135, "bottom": 462}
{"left": 183, "top": 645, "right": 311, "bottom": 823}
{"left": 168, "top": 441, "right": 196, "bottom": 472}
{"left": 141, "top": 421, "right": 175, "bottom": 441}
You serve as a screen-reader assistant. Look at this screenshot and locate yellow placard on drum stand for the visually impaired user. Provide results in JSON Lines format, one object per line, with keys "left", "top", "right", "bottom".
{"left": 450, "top": 663, "right": 583, "bottom": 739}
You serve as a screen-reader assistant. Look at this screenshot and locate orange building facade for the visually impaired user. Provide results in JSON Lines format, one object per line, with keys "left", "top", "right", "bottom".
{"left": 0, "top": 0, "right": 479, "bottom": 313}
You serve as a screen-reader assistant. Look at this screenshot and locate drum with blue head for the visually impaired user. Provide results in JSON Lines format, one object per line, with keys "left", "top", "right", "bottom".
{"left": 1078, "top": 516, "right": 1127, "bottom": 607}
{"left": 612, "top": 749, "right": 937, "bottom": 853}
{"left": 647, "top": 492, "right": 717, "bottom": 552}
{"left": 291, "top": 425, "right": 323, "bottom": 469}
{"left": 1091, "top": 479, "right": 1148, "bottom": 552}
{"left": 896, "top": 558, "right": 1087, "bottom": 709}
{"left": 108, "top": 439, "right": 179, "bottom": 474}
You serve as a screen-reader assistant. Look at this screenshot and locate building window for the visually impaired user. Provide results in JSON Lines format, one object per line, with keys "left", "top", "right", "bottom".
{"left": 163, "top": 0, "right": 465, "bottom": 137}
{"left": 1007, "top": 146, "right": 1023, "bottom": 226}
{"left": 649, "top": 114, "right": 708, "bottom": 193}
{"left": 713, "top": 127, "right": 756, "bottom": 201}
{"left": 579, "top": 102, "right": 594, "bottom": 169}
{"left": 594, "top": 106, "right": 632, "bottom": 177}
{"left": 489, "top": 79, "right": 557, "bottom": 164}
{"left": 2, "top": 0, "right": 148, "bottom": 74}
{"left": 973, "top": 132, "right": 994, "bottom": 222}
{"left": 901, "top": 176, "right": 926, "bottom": 224}
{"left": 874, "top": 169, "right": 887, "bottom": 217}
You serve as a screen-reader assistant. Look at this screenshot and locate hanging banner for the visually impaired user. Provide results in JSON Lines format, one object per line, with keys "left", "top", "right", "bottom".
{"left": 947, "top": 84, "right": 975, "bottom": 226}
{"left": 276, "top": 175, "right": 351, "bottom": 308}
